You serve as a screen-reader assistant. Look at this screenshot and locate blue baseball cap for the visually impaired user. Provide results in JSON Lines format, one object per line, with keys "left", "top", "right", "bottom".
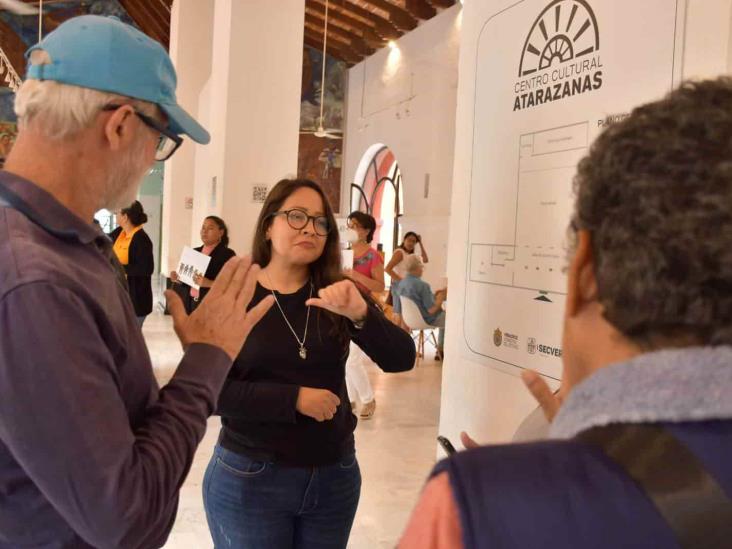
{"left": 25, "top": 15, "right": 210, "bottom": 144}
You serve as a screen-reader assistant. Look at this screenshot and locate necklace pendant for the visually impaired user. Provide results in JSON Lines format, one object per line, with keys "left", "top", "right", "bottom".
{"left": 299, "top": 346, "right": 307, "bottom": 360}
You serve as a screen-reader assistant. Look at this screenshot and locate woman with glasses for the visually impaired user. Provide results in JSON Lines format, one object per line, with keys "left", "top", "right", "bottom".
{"left": 202, "top": 179, "right": 415, "bottom": 549}
{"left": 170, "top": 216, "right": 235, "bottom": 313}
{"left": 109, "top": 200, "right": 153, "bottom": 327}
{"left": 342, "top": 211, "right": 385, "bottom": 419}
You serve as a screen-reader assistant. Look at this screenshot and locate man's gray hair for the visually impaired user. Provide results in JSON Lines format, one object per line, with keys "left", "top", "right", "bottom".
{"left": 404, "top": 254, "right": 423, "bottom": 275}
{"left": 14, "top": 49, "right": 156, "bottom": 140}
{"left": 571, "top": 77, "right": 732, "bottom": 348}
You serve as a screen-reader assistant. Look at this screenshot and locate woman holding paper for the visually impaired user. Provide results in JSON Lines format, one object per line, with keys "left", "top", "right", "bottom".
{"left": 110, "top": 201, "right": 154, "bottom": 327}
{"left": 170, "top": 216, "right": 236, "bottom": 313}
{"left": 202, "top": 179, "right": 415, "bottom": 549}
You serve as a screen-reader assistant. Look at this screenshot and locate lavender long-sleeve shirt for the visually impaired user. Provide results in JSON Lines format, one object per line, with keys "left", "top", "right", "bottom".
{"left": 0, "top": 172, "right": 232, "bottom": 548}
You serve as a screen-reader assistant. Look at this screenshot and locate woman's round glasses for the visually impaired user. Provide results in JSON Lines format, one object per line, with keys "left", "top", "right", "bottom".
{"left": 273, "top": 209, "right": 330, "bottom": 236}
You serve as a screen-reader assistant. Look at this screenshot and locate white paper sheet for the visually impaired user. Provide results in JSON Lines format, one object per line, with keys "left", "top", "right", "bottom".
{"left": 176, "top": 246, "right": 212, "bottom": 290}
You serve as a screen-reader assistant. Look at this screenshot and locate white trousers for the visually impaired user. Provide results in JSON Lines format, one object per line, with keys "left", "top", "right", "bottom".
{"left": 345, "top": 342, "right": 375, "bottom": 404}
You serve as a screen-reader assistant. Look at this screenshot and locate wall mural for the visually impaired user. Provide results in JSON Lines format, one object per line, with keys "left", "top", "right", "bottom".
{"left": 298, "top": 46, "right": 346, "bottom": 213}
{"left": 0, "top": 0, "right": 136, "bottom": 166}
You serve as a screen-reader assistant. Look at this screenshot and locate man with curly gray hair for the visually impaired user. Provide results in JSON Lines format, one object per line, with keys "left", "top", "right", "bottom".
{"left": 401, "top": 79, "right": 732, "bottom": 548}
{"left": 0, "top": 15, "right": 272, "bottom": 548}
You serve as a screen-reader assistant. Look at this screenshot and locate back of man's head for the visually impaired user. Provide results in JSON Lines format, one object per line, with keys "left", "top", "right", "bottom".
{"left": 572, "top": 78, "right": 732, "bottom": 349}
{"left": 404, "top": 254, "right": 423, "bottom": 276}
{"left": 15, "top": 51, "right": 154, "bottom": 140}
{"left": 14, "top": 15, "right": 209, "bottom": 144}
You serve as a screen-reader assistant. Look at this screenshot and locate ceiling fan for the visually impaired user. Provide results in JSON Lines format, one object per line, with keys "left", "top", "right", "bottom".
{"left": 302, "top": 0, "right": 342, "bottom": 140}
{"left": 0, "top": 0, "right": 39, "bottom": 16}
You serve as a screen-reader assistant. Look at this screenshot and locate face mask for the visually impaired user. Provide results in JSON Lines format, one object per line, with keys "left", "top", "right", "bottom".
{"left": 344, "top": 228, "right": 360, "bottom": 243}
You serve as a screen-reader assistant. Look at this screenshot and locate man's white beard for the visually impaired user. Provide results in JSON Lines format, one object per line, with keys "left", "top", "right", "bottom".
{"left": 101, "top": 138, "right": 153, "bottom": 212}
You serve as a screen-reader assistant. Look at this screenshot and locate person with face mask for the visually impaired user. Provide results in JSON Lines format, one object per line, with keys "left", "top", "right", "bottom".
{"left": 342, "top": 211, "right": 385, "bottom": 418}
{"left": 385, "top": 231, "right": 429, "bottom": 331}
{"left": 170, "top": 216, "right": 236, "bottom": 314}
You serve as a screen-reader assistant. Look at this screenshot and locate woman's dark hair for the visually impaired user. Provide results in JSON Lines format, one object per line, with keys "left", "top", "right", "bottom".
{"left": 347, "top": 211, "right": 376, "bottom": 243}
{"left": 399, "top": 231, "right": 419, "bottom": 251}
{"left": 205, "top": 215, "right": 230, "bottom": 248}
{"left": 252, "top": 179, "right": 350, "bottom": 342}
{"left": 121, "top": 200, "right": 147, "bottom": 226}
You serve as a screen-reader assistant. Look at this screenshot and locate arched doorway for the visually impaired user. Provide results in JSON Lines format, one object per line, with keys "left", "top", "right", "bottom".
{"left": 350, "top": 144, "right": 404, "bottom": 265}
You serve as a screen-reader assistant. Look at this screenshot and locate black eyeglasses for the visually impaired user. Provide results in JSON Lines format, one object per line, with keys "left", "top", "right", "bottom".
{"left": 272, "top": 209, "right": 331, "bottom": 236}
{"left": 102, "top": 104, "right": 183, "bottom": 161}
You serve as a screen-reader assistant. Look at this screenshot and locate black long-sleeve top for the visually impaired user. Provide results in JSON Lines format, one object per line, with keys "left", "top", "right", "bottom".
{"left": 173, "top": 243, "right": 236, "bottom": 313}
{"left": 217, "top": 281, "right": 416, "bottom": 467}
{"left": 109, "top": 226, "right": 154, "bottom": 316}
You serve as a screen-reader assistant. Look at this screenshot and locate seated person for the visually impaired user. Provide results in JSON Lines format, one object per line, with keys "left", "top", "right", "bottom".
{"left": 400, "top": 78, "right": 732, "bottom": 548}
{"left": 397, "top": 255, "right": 446, "bottom": 359}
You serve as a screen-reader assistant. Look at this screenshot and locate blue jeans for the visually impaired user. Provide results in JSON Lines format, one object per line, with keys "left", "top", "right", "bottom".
{"left": 429, "top": 311, "right": 446, "bottom": 350}
{"left": 203, "top": 445, "right": 361, "bottom": 549}
{"left": 391, "top": 281, "right": 402, "bottom": 314}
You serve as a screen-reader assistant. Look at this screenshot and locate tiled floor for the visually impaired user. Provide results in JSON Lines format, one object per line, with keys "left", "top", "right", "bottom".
{"left": 142, "top": 311, "right": 443, "bottom": 548}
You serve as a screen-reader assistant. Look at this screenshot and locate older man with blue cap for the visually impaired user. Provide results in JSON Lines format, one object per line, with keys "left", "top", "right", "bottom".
{"left": 0, "top": 15, "right": 273, "bottom": 548}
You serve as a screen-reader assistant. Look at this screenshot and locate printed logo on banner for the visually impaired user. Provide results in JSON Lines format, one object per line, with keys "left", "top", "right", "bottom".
{"left": 514, "top": 0, "right": 603, "bottom": 111}
{"left": 526, "top": 337, "right": 563, "bottom": 357}
{"left": 493, "top": 328, "right": 503, "bottom": 347}
{"left": 503, "top": 332, "right": 519, "bottom": 350}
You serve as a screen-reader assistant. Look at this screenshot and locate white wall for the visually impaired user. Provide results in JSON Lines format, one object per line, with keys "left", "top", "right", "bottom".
{"left": 342, "top": 6, "right": 461, "bottom": 288}
{"left": 164, "top": 0, "right": 304, "bottom": 262}
{"left": 213, "top": 0, "right": 304, "bottom": 253}
{"left": 438, "top": 0, "right": 732, "bottom": 448}
{"left": 162, "top": 0, "right": 215, "bottom": 274}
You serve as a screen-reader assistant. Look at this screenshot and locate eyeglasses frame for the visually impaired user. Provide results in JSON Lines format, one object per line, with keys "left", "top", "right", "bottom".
{"left": 102, "top": 104, "right": 183, "bottom": 161}
{"left": 271, "top": 208, "right": 331, "bottom": 236}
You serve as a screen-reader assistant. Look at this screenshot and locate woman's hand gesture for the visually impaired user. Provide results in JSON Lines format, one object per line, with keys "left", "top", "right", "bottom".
{"left": 306, "top": 279, "right": 368, "bottom": 323}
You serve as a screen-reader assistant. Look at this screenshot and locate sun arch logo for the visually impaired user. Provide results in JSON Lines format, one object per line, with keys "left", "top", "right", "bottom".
{"left": 514, "top": 0, "right": 603, "bottom": 111}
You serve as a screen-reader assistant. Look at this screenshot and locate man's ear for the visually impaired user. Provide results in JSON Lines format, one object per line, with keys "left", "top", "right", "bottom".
{"left": 565, "top": 230, "right": 599, "bottom": 318}
{"left": 102, "top": 105, "right": 136, "bottom": 152}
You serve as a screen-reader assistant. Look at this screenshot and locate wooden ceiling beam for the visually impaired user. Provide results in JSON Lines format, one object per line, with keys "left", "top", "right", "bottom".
{"left": 131, "top": 0, "right": 170, "bottom": 45}
{"left": 142, "top": 0, "right": 170, "bottom": 24}
{"left": 362, "top": 0, "right": 418, "bottom": 30}
{"left": 331, "top": 0, "right": 402, "bottom": 40}
{"left": 427, "top": 0, "right": 457, "bottom": 7}
{"left": 118, "top": 0, "right": 168, "bottom": 47}
{"left": 304, "top": 13, "right": 374, "bottom": 56}
{"left": 307, "top": 0, "right": 387, "bottom": 48}
{"left": 304, "top": 34, "right": 359, "bottom": 66}
{"left": 405, "top": 0, "right": 437, "bottom": 19}
{"left": 304, "top": 24, "right": 357, "bottom": 57}
{"left": 0, "top": 17, "right": 28, "bottom": 80}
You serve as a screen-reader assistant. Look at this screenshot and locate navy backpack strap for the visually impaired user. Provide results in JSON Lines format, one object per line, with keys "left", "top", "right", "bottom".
{"left": 577, "top": 423, "right": 732, "bottom": 549}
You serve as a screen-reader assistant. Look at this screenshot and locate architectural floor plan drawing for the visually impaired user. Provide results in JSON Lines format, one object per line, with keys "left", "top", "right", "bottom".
{"left": 462, "top": 0, "right": 682, "bottom": 379}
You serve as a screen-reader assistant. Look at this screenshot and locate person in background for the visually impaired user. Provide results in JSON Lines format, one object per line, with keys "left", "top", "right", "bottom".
{"left": 171, "top": 215, "right": 236, "bottom": 313}
{"left": 397, "top": 255, "right": 446, "bottom": 360}
{"left": 400, "top": 78, "right": 732, "bottom": 548}
{"left": 0, "top": 15, "right": 272, "bottom": 548}
{"left": 203, "top": 179, "right": 415, "bottom": 549}
{"left": 110, "top": 200, "right": 154, "bottom": 327}
{"left": 343, "top": 211, "right": 385, "bottom": 418}
{"left": 385, "top": 231, "right": 428, "bottom": 330}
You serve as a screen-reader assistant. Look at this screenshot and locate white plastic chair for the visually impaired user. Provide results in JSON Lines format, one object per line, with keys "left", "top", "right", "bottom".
{"left": 400, "top": 296, "right": 440, "bottom": 362}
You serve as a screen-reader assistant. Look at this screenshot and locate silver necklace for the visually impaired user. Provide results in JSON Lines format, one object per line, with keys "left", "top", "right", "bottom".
{"left": 265, "top": 273, "right": 313, "bottom": 360}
